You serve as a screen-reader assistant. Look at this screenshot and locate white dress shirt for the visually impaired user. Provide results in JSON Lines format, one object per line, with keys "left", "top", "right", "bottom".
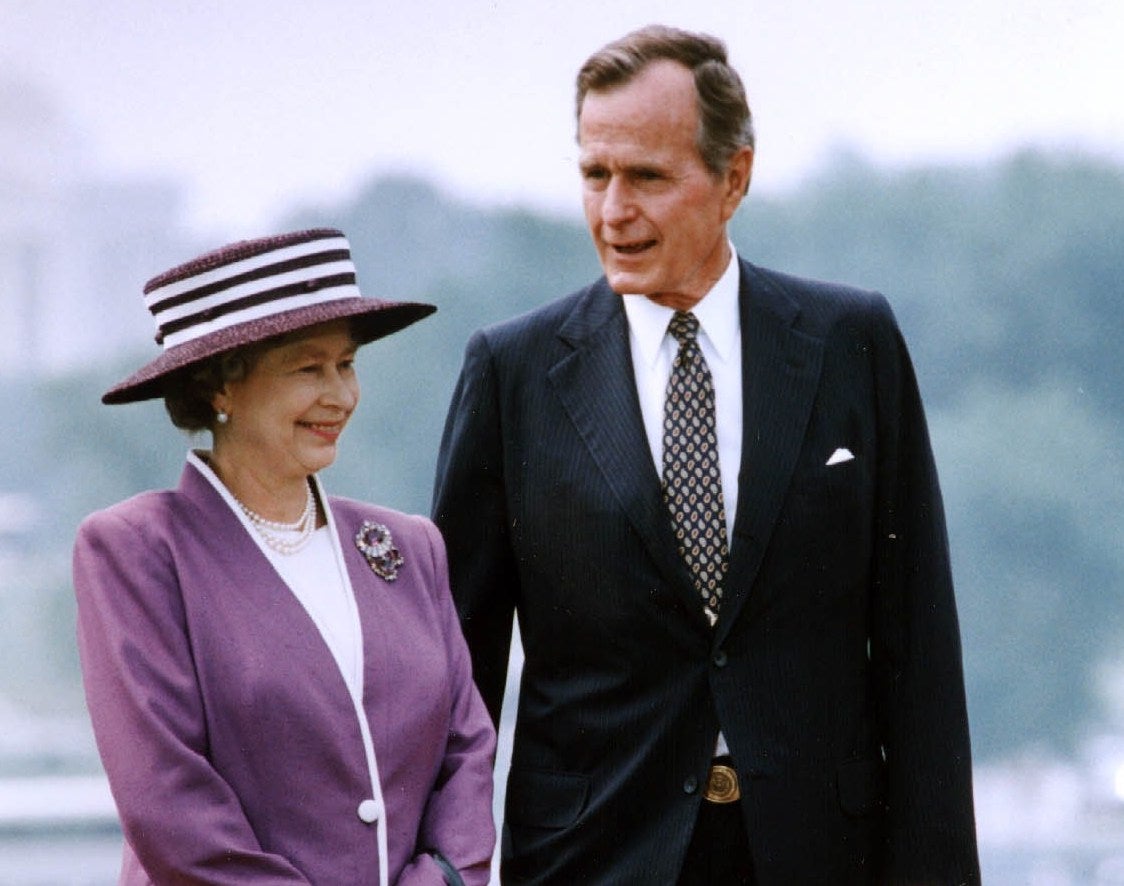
{"left": 621, "top": 247, "right": 742, "bottom": 545}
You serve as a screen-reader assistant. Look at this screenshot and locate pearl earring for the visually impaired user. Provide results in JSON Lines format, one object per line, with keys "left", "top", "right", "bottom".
{"left": 216, "top": 411, "right": 229, "bottom": 425}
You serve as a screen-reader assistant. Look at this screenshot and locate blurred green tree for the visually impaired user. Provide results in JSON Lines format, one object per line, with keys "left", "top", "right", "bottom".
{"left": 7, "top": 151, "right": 1122, "bottom": 761}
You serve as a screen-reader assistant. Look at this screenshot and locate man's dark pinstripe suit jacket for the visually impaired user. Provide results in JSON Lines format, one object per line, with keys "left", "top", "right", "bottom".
{"left": 432, "top": 257, "right": 980, "bottom": 885}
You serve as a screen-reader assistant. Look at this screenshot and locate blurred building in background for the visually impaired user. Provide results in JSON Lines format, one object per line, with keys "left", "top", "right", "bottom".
{"left": 0, "top": 74, "right": 189, "bottom": 377}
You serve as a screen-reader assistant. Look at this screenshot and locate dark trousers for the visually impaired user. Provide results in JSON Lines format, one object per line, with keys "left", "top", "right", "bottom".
{"left": 675, "top": 797, "right": 756, "bottom": 885}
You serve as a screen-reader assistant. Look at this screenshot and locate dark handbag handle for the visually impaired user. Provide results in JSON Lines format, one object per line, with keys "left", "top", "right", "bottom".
{"left": 430, "top": 850, "right": 466, "bottom": 886}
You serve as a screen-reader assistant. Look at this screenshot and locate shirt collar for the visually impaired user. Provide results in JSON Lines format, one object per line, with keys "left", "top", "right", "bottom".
{"left": 622, "top": 244, "right": 741, "bottom": 369}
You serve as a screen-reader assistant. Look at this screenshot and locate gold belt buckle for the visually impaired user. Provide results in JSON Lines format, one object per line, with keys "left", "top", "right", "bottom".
{"left": 704, "top": 763, "right": 740, "bottom": 803}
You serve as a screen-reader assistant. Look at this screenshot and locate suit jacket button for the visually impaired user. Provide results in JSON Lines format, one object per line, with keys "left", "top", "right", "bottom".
{"left": 683, "top": 775, "right": 699, "bottom": 794}
{"left": 712, "top": 649, "right": 728, "bottom": 668}
{"left": 357, "top": 798, "right": 382, "bottom": 823}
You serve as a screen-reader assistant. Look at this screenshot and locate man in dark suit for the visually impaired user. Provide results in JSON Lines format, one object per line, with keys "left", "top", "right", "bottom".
{"left": 433, "top": 24, "right": 979, "bottom": 885}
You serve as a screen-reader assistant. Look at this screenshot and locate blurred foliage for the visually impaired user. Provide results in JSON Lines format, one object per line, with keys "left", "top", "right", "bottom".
{"left": 4, "top": 149, "right": 1122, "bottom": 760}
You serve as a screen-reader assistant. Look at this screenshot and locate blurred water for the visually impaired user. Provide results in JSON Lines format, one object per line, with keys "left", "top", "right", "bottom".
{"left": 0, "top": 833, "right": 121, "bottom": 885}
{"left": 9, "top": 751, "right": 1124, "bottom": 886}
{"left": 6, "top": 833, "right": 1124, "bottom": 885}
{"left": 6, "top": 640, "right": 1124, "bottom": 884}
{"left": 13, "top": 655, "right": 1089, "bottom": 883}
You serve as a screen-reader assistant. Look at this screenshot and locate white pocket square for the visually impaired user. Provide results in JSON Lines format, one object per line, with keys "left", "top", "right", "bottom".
{"left": 825, "top": 447, "right": 855, "bottom": 466}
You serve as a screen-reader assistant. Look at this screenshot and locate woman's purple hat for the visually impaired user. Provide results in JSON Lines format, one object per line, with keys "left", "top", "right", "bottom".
{"left": 102, "top": 228, "right": 435, "bottom": 404}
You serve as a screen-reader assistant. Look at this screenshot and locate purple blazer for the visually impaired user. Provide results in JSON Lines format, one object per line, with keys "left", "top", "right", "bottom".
{"left": 73, "top": 460, "right": 496, "bottom": 885}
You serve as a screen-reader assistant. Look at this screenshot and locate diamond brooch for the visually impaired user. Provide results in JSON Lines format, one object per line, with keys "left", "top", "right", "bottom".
{"left": 355, "top": 520, "right": 404, "bottom": 582}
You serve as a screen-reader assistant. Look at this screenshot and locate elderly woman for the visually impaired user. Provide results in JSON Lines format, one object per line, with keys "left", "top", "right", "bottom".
{"left": 73, "top": 229, "right": 495, "bottom": 885}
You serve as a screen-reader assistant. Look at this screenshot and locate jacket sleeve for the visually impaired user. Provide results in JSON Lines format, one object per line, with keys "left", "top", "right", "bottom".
{"left": 397, "top": 518, "right": 496, "bottom": 886}
{"left": 867, "top": 297, "right": 981, "bottom": 883}
{"left": 431, "top": 330, "right": 520, "bottom": 726}
{"left": 73, "top": 507, "right": 311, "bottom": 884}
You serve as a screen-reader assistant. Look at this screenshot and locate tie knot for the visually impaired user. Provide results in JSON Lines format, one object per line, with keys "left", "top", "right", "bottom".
{"left": 667, "top": 311, "right": 700, "bottom": 345}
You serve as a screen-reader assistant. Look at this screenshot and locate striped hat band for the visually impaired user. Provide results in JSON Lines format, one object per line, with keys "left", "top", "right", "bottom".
{"left": 146, "top": 231, "right": 359, "bottom": 349}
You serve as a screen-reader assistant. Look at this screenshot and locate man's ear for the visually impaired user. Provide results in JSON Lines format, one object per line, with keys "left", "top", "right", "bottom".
{"left": 722, "top": 146, "right": 754, "bottom": 218}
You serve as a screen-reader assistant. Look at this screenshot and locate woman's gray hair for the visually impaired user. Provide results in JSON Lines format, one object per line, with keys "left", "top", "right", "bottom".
{"left": 162, "top": 321, "right": 363, "bottom": 433}
{"left": 162, "top": 346, "right": 260, "bottom": 433}
{"left": 575, "top": 25, "right": 754, "bottom": 183}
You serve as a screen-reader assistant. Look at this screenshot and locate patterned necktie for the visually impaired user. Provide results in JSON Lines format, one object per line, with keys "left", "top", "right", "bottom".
{"left": 662, "top": 311, "right": 729, "bottom": 627}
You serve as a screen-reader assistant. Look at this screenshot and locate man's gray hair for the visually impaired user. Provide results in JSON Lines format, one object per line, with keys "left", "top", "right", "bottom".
{"left": 575, "top": 24, "right": 755, "bottom": 180}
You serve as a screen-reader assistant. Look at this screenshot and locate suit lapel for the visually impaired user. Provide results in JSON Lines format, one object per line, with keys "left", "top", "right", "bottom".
{"left": 548, "top": 282, "right": 703, "bottom": 620}
{"left": 715, "top": 261, "right": 825, "bottom": 643}
{"left": 546, "top": 266, "right": 826, "bottom": 638}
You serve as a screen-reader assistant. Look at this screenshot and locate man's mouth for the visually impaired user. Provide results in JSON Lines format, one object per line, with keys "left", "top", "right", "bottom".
{"left": 612, "top": 240, "right": 657, "bottom": 255}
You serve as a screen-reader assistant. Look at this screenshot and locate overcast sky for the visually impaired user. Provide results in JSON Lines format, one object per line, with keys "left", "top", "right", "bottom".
{"left": 3, "top": 0, "right": 1122, "bottom": 237}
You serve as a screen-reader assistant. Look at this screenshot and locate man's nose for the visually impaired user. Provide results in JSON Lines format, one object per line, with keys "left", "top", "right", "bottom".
{"left": 601, "top": 178, "right": 637, "bottom": 225}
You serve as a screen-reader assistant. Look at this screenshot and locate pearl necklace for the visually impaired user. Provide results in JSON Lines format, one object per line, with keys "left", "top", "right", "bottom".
{"left": 236, "top": 483, "right": 318, "bottom": 555}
